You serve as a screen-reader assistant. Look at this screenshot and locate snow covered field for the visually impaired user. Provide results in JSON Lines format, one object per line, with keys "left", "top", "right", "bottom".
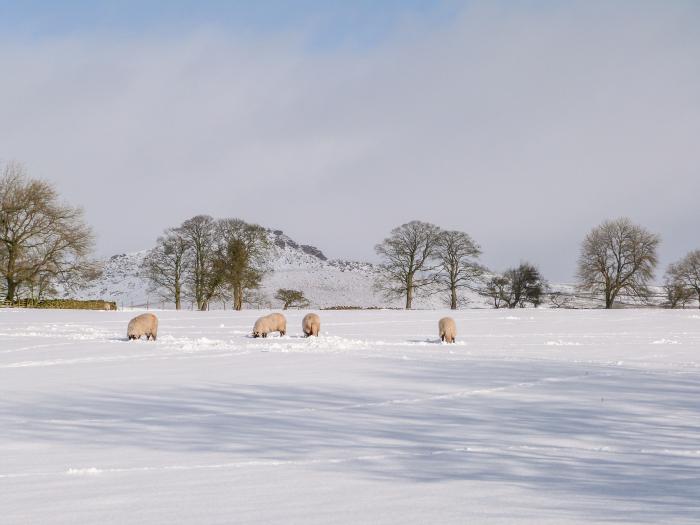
{"left": 1, "top": 308, "right": 699, "bottom": 524}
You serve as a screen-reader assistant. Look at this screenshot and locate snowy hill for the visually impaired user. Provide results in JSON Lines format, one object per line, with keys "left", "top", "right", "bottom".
{"left": 74, "top": 230, "right": 479, "bottom": 309}
{"left": 78, "top": 250, "right": 152, "bottom": 308}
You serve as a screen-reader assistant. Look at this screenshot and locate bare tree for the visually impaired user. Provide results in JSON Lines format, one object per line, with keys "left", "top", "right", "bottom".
{"left": 481, "top": 275, "right": 510, "bottom": 308}
{"left": 179, "top": 215, "right": 219, "bottom": 310}
{"left": 666, "top": 250, "right": 700, "bottom": 308}
{"left": 434, "top": 230, "right": 482, "bottom": 309}
{"left": 577, "top": 218, "right": 659, "bottom": 309}
{"left": 0, "top": 162, "right": 95, "bottom": 302}
{"left": 141, "top": 228, "right": 189, "bottom": 309}
{"left": 214, "top": 219, "right": 270, "bottom": 310}
{"left": 12, "top": 251, "right": 101, "bottom": 303}
{"left": 245, "top": 290, "right": 272, "bottom": 309}
{"left": 375, "top": 221, "right": 441, "bottom": 309}
{"left": 24, "top": 268, "right": 57, "bottom": 302}
{"left": 274, "top": 288, "right": 309, "bottom": 310}
{"left": 662, "top": 273, "right": 693, "bottom": 309}
{"left": 549, "top": 291, "right": 574, "bottom": 309}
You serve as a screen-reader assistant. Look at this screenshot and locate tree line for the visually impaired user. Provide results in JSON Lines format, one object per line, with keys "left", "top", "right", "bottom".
{"left": 2, "top": 163, "right": 699, "bottom": 310}
{"left": 373, "top": 220, "right": 544, "bottom": 309}
{"left": 141, "top": 215, "right": 271, "bottom": 310}
{"left": 373, "top": 217, "right": 698, "bottom": 310}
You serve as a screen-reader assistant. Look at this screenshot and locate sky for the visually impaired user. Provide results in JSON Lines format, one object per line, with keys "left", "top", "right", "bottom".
{"left": 0, "top": 0, "right": 698, "bottom": 282}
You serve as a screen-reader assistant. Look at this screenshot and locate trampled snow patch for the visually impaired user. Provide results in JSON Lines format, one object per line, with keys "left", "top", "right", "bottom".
{"left": 545, "top": 340, "right": 583, "bottom": 346}
{"left": 66, "top": 468, "right": 102, "bottom": 476}
{"left": 252, "top": 335, "right": 373, "bottom": 354}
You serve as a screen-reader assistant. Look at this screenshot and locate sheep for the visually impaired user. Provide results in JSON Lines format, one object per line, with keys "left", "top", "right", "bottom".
{"left": 252, "top": 313, "right": 287, "bottom": 338}
{"left": 252, "top": 316, "right": 270, "bottom": 338}
{"left": 266, "top": 313, "right": 287, "bottom": 336}
{"left": 302, "top": 313, "right": 321, "bottom": 337}
{"left": 438, "top": 317, "right": 456, "bottom": 343}
{"left": 127, "top": 313, "right": 158, "bottom": 341}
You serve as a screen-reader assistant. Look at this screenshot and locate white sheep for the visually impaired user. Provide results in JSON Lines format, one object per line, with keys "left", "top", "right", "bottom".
{"left": 127, "top": 313, "right": 158, "bottom": 341}
{"left": 252, "top": 313, "right": 287, "bottom": 338}
{"left": 438, "top": 317, "right": 456, "bottom": 343}
{"left": 302, "top": 313, "right": 321, "bottom": 337}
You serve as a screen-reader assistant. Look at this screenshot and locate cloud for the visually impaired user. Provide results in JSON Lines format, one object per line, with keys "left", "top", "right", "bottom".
{"left": 1, "top": 1, "right": 698, "bottom": 281}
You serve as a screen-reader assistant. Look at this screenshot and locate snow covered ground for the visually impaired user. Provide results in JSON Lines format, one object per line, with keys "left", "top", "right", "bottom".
{"left": 1, "top": 308, "right": 699, "bottom": 524}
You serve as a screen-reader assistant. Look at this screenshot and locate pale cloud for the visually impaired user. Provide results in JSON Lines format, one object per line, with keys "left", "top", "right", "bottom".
{"left": 1, "top": 1, "right": 698, "bottom": 281}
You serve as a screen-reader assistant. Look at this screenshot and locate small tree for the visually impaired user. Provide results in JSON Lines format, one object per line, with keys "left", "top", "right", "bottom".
{"left": 577, "top": 218, "right": 659, "bottom": 309}
{"left": 662, "top": 274, "right": 693, "bottom": 309}
{"left": 549, "top": 291, "right": 574, "bottom": 309}
{"left": 434, "top": 230, "right": 483, "bottom": 310}
{"left": 246, "top": 290, "right": 272, "bottom": 309}
{"left": 142, "top": 228, "right": 189, "bottom": 309}
{"left": 480, "top": 263, "right": 546, "bottom": 309}
{"left": 274, "top": 288, "right": 309, "bottom": 310}
{"left": 481, "top": 275, "right": 510, "bottom": 308}
{"left": 666, "top": 250, "right": 700, "bottom": 308}
{"left": 375, "top": 220, "right": 441, "bottom": 309}
{"left": 25, "top": 269, "right": 57, "bottom": 302}
{"left": 0, "top": 162, "right": 95, "bottom": 302}
{"left": 503, "top": 263, "right": 546, "bottom": 308}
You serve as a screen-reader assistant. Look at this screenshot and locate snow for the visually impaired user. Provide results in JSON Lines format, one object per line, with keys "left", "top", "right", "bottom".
{"left": 1, "top": 308, "right": 700, "bottom": 524}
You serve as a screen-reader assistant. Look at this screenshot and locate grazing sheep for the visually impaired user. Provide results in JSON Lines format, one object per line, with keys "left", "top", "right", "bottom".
{"left": 127, "top": 313, "right": 158, "bottom": 341}
{"left": 266, "top": 313, "right": 287, "bottom": 336}
{"left": 252, "top": 316, "right": 272, "bottom": 338}
{"left": 252, "top": 313, "right": 287, "bottom": 338}
{"left": 302, "top": 313, "right": 321, "bottom": 337}
{"left": 438, "top": 317, "right": 456, "bottom": 343}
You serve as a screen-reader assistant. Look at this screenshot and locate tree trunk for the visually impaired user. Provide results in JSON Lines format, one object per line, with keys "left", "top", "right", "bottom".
{"left": 605, "top": 289, "right": 614, "bottom": 309}
{"left": 234, "top": 284, "right": 243, "bottom": 311}
{"left": 5, "top": 278, "right": 17, "bottom": 302}
{"left": 5, "top": 251, "right": 18, "bottom": 302}
{"left": 174, "top": 284, "right": 181, "bottom": 310}
{"left": 450, "top": 286, "right": 457, "bottom": 310}
{"left": 405, "top": 274, "right": 414, "bottom": 310}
